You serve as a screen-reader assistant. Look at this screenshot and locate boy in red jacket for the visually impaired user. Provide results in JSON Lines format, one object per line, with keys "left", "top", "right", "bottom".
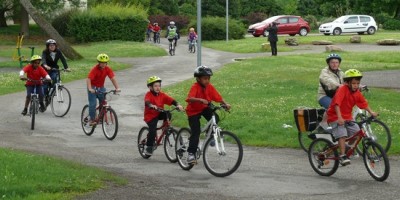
{"left": 185, "top": 66, "right": 231, "bottom": 163}
{"left": 144, "top": 76, "right": 184, "bottom": 156}
{"left": 327, "top": 69, "right": 377, "bottom": 166}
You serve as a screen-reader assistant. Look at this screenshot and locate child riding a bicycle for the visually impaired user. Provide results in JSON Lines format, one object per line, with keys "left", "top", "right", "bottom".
{"left": 86, "top": 53, "right": 121, "bottom": 126}
{"left": 152, "top": 22, "right": 161, "bottom": 43}
{"left": 185, "top": 66, "right": 231, "bottom": 163}
{"left": 144, "top": 76, "right": 184, "bottom": 156}
{"left": 41, "top": 39, "right": 70, "bottom": 105}
{"left": 19, "top": 55, "right": 51, "bottom": 115}
{"left": 188, "top": 27, "right": 197, "bottom": 50}
{"left": 327, "top": 69, "right": 377, "bottom": 166}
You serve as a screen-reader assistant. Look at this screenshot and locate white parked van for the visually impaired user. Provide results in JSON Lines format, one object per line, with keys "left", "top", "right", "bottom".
{"left": 319, "top": 15, "right": 378, "bottom": 36}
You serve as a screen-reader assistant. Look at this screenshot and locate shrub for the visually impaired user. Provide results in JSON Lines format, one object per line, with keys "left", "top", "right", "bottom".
{"left": 242, "top": 12, "right": 268, "bottom": 26}
{"left": 68, "top": 3, "right": 148, "bottom": 42}
{"left": 188, "top": 17, "right": 246, "bottom": 41}
{"left": 148, "top": 15, "right": 190, "bottom": 30}
{"left": 303, "top": 15, "right": 318, "bottom": 30}
{"left": 383, "top": 18, "right": 400, "bottom": 30}
{"left": 52, "top": 9, "right": 80, "bottom": 37}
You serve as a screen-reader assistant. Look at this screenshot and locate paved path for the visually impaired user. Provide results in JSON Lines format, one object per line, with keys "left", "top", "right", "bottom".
{"left": 0, "top": 40, "right": 400, "bottom": 199}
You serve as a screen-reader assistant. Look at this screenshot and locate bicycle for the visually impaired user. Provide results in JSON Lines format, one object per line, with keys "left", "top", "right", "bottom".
{"left": 146, "top": 30, "right": 152, "bottom": 42}
{"left": 308, "top": 116, "right": 390, "bottom": 182}
{"left": 20, "top": 78, "right": 48, "bottom": 130}
{"left": 44, "top": 69, "right": 71, "bottom": 117}
{"left": 137, "top": 107, "right": 181, "bottom": 162}
{"left": 153, "top": 31, "right": 161, "bottom": 44}
{"left": 188, "top": 39, "right": 196, "bottom": 53}
{"left": 168, "top": 38, "right": 176, "bottom": 56}
{"left": 175, "top": 103, "right": 243, "bottom": 177}
{"left": 81, "top": 89, "right": 119, "bottom": 140}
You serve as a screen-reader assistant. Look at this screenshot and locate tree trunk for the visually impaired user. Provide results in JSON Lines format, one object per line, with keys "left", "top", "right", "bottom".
{"left": 0, "top": 10, "right": 8, "bottom": 27}
{"left": 19, "top": 0, "right": 83, "bottom": 60}
{"left": 20, "top": 6, "right": 29, "bottom": 37}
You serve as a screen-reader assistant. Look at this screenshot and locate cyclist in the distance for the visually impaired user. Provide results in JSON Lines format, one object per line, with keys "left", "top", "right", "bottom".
{"left": 152, "top": 22, "right": 161, "bottom": 43}
{"left": 143, "top": 76, "right": 184, "bottom": 156}
{"left": 185, "top": 66, "right": 231, "bottom": 164}
{"left": 326, "top": 69, "right": 377, "bottom": 166}
{"left": 19, "top": 55, "right": 51, "bottom": 115}
{"left": 86, "top": 53, "right": 121, "bottom": 126}
{"left": 187, "top": 27, "right": 197, "bottom": 51}
{"left": 41, "top": 39, "right": 70, "bottom": 105}
{"left": 165, "top": 21, "right": 179, "bottom": 47}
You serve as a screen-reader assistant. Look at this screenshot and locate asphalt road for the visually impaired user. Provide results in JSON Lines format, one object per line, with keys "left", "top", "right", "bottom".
{"left": 1, "top": 39, "right": 400, "bottom": 200}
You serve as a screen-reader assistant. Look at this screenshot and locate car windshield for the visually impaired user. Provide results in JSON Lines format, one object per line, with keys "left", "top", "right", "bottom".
{"left": 259, "top": 16, "right": 281, "bottom": 25}
{"left": 333, "top": 16, "right": 348, "bottom": 23}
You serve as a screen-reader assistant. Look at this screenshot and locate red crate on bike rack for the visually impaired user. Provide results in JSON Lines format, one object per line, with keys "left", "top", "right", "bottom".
{"left": 293, "top": 108, "right": 325, "bottom": 132}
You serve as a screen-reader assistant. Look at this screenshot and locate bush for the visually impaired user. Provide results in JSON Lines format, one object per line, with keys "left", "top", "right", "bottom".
{"left": 242, "top": 12, "right": 268, "bottom": 26}
{"left": 68, "top": 3, "right": 148, "bottom": 42}
{"left": 319, "top": 16, "right": 336, "bottom": 24}
{"left": 188, "top": 17, "right": 246, "bottom": 41}
{"left": 52, "top": 9, "right": 80, "bottom": 37}
{"left": 303, "top": 15, "right": 318, "bottom": 30}
{"left": 383, "top": 18, "right": 400, "bottom": 30}
{"left": 148, "top": 15, "right": 190, "bottom": 30}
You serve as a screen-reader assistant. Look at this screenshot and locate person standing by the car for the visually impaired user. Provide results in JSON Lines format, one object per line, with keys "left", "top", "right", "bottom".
{"left": 266, "top": 22, "right": 278, "bottom": 56}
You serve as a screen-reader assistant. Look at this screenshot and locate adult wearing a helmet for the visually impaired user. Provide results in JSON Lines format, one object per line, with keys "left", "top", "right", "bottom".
{"left": 86, "top": 53, "right": 121, "bottom": 125}
{"left": 326, "top": 69, "right": 377, "bottom": 166}
{"left": 19, "top": 55, "right": 51, "bottom": 115}
{"left": 317, "top": 53, "right": 345, "bottom": 130}
{"left": 165, "top": 21, "right": 180, "bottom": 47}
{"left": 143, "top": 76, "right": 184, "bottom": 156}
{"left": 41, "top": 39, "right": 70, "bottom": 101}
{"left": 185, "top": 66, "right": 231, "bottom": 163}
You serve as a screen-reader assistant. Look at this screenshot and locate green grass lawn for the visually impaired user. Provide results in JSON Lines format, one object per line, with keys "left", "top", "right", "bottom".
{"left": 0, "top": 148, "right": 126, "bottom": 199}
{"left": 164, "top": 51, "right": 400, "bottom": 154}
{"left": 203, "top": 30, "right": 400, "bottom": 53}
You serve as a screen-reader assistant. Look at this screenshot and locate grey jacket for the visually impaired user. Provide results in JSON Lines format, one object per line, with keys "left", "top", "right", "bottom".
{"left": 317, "top": 66, "right": 344, "bottom": 101}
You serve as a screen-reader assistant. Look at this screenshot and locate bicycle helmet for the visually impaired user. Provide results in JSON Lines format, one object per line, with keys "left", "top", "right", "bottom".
{"left": 170, "top": 21, "right": 175, "bottom": 25}
{"left": 46, "top": 39, "right": 56, "bottom": 46}
{"left": 147, "top": 76, "right": 162, "bottom": 86}
{"left": 97, "top": 53, "right": 110, "bottom": 62}
{"left": 194, "top": 65, "right": 213, "bottom": 77}
{"left": 30, "top": 55, "right": 42, "bottom": 62}
{"left": 326, "top": 53, "right": 342, "bottom": 63}
{"left": 343, "top": 69, "right": 362, "bottom": 81}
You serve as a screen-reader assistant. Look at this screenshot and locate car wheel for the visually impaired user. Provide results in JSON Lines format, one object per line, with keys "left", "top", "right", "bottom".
{"left": 289, "top": 34, "right": 296, "bottom": 36}
{"left": 263, "top": 30, "right": 269, "bottom": 37}
{"left": 299, "top": 28, "right": 308, "bottom": 36}
{"left": 253, "top": 34, "right": 260, "bottom": 37}
{"left": 333, "top": 28, "right": 341, "bottom": 36}
{"left": 324, "top": 33, "right": 330, "bottom": 36}
{"left": 367, "top": 27, "right": 376, "bottom": 35}
{"left": 357, "top": 32, "right": 365, "bottom": 35}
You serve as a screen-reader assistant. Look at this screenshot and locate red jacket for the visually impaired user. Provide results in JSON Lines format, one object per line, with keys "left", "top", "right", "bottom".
{"left": 87, "top": 64, "right": 115, "bottom": 88}
{"left": 22, "top": 64, "right": 48, "bottom": 86}
{"left": 153, "top": 26, "right": 161, "bottom": 32}
{"left": 185, "top": 82, "right": 223, "bottom": 116}
{"left": 144, "top": 91, "right": 175, "bottom": 122}
{"left": 327, "top": 85, "right": 368, "bottom": 123}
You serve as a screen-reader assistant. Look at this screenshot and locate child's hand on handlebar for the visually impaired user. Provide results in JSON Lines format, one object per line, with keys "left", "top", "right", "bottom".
{"left": 176, "top": 105, "right": 185, "bottom": 112}
{"left": 89, "top": 88, "right": 96, "bottom": 93}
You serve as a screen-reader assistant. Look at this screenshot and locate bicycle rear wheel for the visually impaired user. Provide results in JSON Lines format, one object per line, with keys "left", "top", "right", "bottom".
{"left": 51, "top": 85, "right": 71, "bottom": 117}
{"left": 176, "top": 128, "right": 194, "bottom": 170}
{"left": 308, "top": 138, "right": 339, "bottom": 176}
{"left": 81, "top": 105, "right": 95, "bottom": 136}
{"left": 164, "top": 128, "right": 178, "bottom": 163}
{"left": 102, "top": 107, "right": 118, "bottom": 140}
{"left": 363, "top": 140, "right": 390, "bottom": 182}
{"left": 30, "top": 99, "right": 36, "bottom": 130}
{"left": 203, "top": 131, "right": 243, "bottom": 177}
{"left": 138, "top": 127, "right": 151, "bottom": 159}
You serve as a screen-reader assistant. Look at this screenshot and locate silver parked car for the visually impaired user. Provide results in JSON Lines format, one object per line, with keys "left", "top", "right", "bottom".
{"left": 319, "top": 15, "right": 378, "bottom": 36}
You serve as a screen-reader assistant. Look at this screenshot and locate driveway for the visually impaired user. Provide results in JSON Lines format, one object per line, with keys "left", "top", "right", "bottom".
{"left": 0, "top": 40, "right": 399, "bottom": 199}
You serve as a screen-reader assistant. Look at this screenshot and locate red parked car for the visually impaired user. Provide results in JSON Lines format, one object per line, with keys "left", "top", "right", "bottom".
{"left": 248, "top": 15, "right": 310, "bottom": 37}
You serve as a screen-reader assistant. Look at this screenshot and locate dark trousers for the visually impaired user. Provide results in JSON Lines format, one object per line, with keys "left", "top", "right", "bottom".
{"left": 146, "top": 112, "right": 168, "bottom": 147}
{"left": 270, "top": 41, "right": 277, "bottom": 56}
{"left": 187, "top": 108, "right": 219, "bottom": 154}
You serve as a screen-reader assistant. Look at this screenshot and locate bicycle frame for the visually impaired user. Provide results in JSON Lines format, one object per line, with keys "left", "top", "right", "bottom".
{"left": 153, "top": 113, "right": 173, "bottom": 147}
{"left": 198, "top": 110, "right": 226, "bottom": 155}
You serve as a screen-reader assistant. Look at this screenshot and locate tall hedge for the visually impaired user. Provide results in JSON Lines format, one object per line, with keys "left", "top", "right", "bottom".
{"left": 69, "top": 3, "right": 148, "bottom": 42}
{"left": 189, "top": 17, "right": 246, "bottom": 41}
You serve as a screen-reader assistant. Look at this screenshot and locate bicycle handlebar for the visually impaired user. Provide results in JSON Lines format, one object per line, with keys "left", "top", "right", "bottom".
{"left": 20, "top": 77, "right": 50, "bottom": 83}
{"left": 153, "top": 106, "right": 181, "bottom": 113}
{"left": 360, "top": 85, "right": 369, "bottom": 92}
{"left": 209, "top": 103, "right": 230, "bottom": 113}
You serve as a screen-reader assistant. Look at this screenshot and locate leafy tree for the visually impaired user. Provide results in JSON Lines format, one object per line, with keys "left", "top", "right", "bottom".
{"left": 0, "top": 0, "right": 14, "bottom": 27}
{"left": 239, "top": 0, "right": 282, "bottom": 17}
{"left": 276, "top": 0, "right": 298, "bottom": 15}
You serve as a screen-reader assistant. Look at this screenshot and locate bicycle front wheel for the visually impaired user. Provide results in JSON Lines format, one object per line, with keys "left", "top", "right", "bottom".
{"left": 81, "top": 105, "right": 95, "bottom": 136}
{"left": 138, "top": 127, "right": 151, "bottom": 159}
{"left": 203, "top": 131, "right": 243, "bottom": 177}
{"left": 363, "top": 140, "right": 390, "bottom": 182}
{"left": 308, "top": 138, "right": 339, "bottom": 177}
{"left": 30, "top": 99, "right": 36, "bottom": 130}
{"left": 164, "top": 128, "right": 178, "bottom": 163}
{"left": 102, "top": 107, "right": 118, "bottom": 140}
{"left": 176, "top": 128, "right": 194, "bottom": 170}
{"left": 51, "top": 85, "right": 71, "bottom": 117}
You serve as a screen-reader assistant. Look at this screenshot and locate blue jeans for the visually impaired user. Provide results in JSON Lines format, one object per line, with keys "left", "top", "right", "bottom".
{"left": 43, "top": 70, "right": 58, "bottom": 95}
{"left": 26, "top": 85, "right": 44, "bottom": 102}
{"left": 319, "top": 96, "right": 332, "bottom": 109}
{"left": 88, "top": 87, "right": 106, "bottom": 120}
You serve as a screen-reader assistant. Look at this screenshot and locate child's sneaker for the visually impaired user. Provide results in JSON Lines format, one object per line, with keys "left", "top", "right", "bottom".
{"left": 339, "top": 155, "right": 351, "bottom": 166}
{"left": 187, "top": 153, "right": 196, "bottom": 164}
{"left": 21, "top": 108, "right": 28, "bottom": 115}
